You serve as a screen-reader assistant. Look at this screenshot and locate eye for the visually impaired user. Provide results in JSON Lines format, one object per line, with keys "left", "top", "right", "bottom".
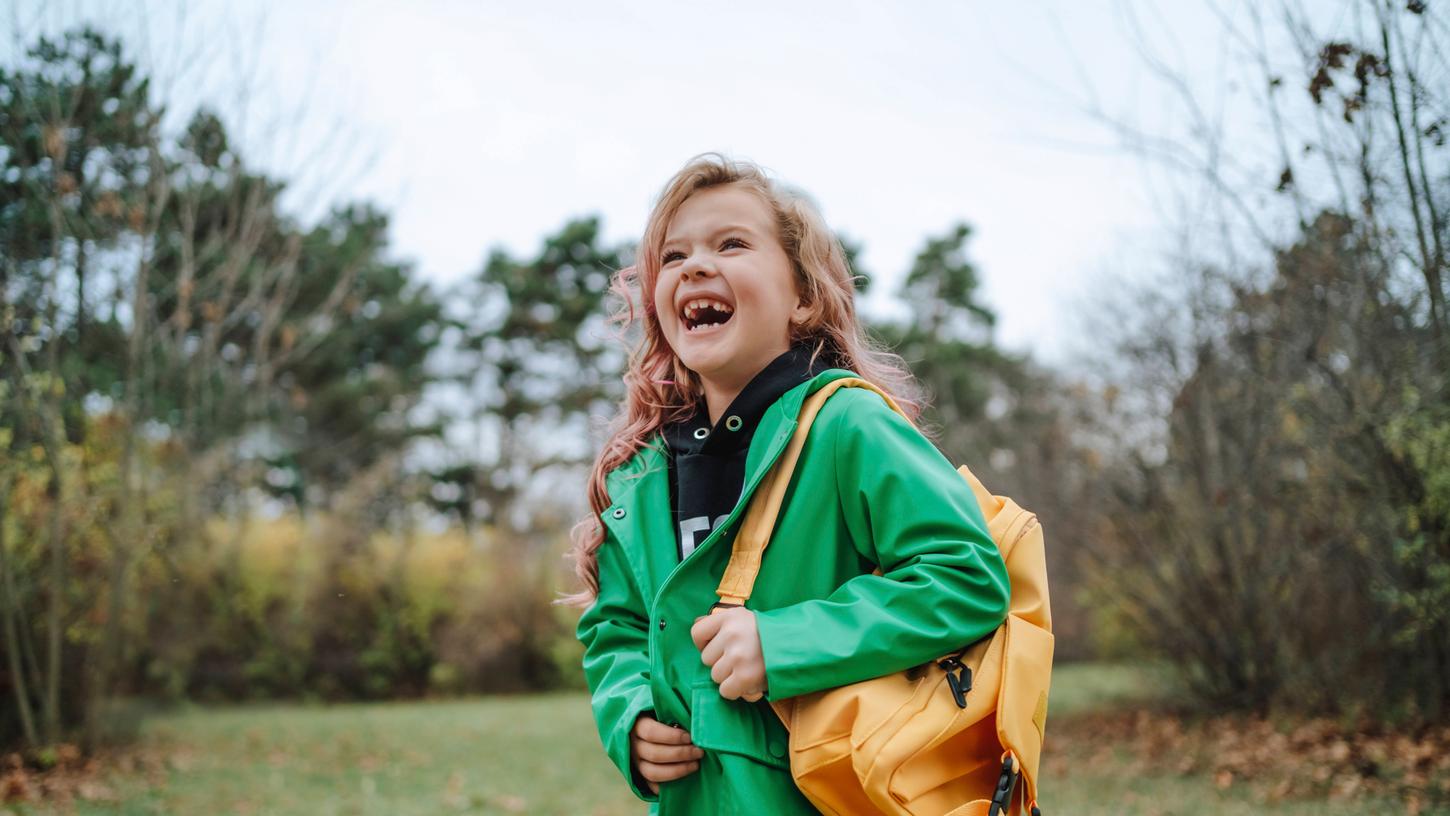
{"left": 661, "top": 237, "right": 747, "bottom": 265}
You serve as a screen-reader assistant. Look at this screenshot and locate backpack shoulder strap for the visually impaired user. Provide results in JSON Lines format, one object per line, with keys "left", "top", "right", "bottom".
{"left": 713, "top": 377, "right": 911, "bottom": 608}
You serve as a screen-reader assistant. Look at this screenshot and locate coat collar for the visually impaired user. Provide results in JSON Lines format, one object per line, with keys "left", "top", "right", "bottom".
{"left": 661, "top": 342, "right": 827, "bottom": 457}
{"left": 604, "top": 365, "right": 857, "bottom": 502}
{"left": 601, "top": 366, "right": 858, "bottom": 595}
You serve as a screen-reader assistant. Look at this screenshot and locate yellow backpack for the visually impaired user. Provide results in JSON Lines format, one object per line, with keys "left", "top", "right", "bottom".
{"left": 711, "top": 377, "right": 1053, "bottom": 816}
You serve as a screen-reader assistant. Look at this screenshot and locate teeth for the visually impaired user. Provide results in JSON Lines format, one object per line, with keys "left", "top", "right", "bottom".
{"left": 682, "top": 298, "right": 734, "bottom": 322}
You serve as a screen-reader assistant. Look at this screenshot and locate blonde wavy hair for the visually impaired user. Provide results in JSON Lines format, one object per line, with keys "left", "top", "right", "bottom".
{"left": 562, "top": 152, "right": 926, "bottom": 606}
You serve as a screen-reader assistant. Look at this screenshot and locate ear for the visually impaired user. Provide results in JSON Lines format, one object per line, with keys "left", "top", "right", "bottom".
{"left": 789, "top": 294, "right": 815, "bottom": 328}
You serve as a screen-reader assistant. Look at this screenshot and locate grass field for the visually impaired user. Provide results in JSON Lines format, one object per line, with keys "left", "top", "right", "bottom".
{"left": 9, "top": 663, "right": 1429, "bottom": 815}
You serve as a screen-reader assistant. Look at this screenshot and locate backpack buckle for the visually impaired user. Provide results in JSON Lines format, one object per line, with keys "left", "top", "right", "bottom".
{"left": 937, "top": 656, "right": 972, "bottom": 709}
{"left": 988, "top": 754, "right": 1018, "bottom": 816}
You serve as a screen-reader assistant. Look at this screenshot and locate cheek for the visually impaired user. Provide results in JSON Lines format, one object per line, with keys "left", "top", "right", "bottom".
{"left": 738, "top": 281, "right": 792, "bottom": 329}
{"left": 652, "top": 280, "right": 675, "bottom": 328}
{"left": 755, "top": 258, "right": 799, "bottom": 324}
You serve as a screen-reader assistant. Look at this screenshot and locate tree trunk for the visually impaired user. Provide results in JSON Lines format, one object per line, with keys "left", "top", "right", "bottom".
{"left": 0, "top": 468, "right": 39, "bottom": 746}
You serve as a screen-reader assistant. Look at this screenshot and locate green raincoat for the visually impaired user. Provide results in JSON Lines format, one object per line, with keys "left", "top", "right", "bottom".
{"left": 576, "top": 368, "right": 1011, "bottom": 815}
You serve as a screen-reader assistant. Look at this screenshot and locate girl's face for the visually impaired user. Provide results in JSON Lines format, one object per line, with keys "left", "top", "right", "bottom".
{"left": 652, "top": 185, "right": 810, "bottom": 391}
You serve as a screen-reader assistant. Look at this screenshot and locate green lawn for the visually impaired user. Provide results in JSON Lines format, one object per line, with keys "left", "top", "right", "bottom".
{"left": 11, "top": 663, "right": 1427, "bottom": 815}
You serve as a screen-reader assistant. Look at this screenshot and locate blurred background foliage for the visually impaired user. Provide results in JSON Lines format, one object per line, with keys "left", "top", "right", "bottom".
{"left": 0, "top": 1, "right": 1447, "bottom": 779}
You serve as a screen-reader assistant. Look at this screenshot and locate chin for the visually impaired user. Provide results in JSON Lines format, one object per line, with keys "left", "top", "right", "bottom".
{"left": 673, "top": 332, "right": 731, "bottom": 371}
{"left": 678, "top": 349, "right": 729, "bottom": 380}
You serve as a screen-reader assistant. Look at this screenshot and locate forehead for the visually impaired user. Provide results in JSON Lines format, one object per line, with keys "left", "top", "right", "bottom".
{"left": 663, "top": 185, "right": 773, "bottom": 245}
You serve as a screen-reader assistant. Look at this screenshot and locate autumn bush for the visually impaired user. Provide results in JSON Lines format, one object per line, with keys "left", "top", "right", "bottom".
{"left": 165, "top": 516, "right": 581, "bottom": 702}
{"left": 0, "top": 419, "right": 584, "bottom": 748}
{"left": 1078, "top": 212, "right": 1449, "bottom": 723}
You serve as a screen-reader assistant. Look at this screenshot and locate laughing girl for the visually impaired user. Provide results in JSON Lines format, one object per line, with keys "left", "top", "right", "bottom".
{"left": 567, "top": 153, "right": 1010, "bottom": 815}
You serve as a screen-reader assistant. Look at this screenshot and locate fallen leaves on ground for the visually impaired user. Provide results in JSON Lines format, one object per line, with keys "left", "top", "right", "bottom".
{"left": 1044, "top": 706, "right": 1450, "bottom": 811}
{"left": 0, "top": 743, "right": 173, "bottom": 809}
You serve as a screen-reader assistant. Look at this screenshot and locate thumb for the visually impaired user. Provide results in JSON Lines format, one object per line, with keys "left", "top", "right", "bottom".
{"left": 690, "top": 611, "right": 723, "bottom": 651}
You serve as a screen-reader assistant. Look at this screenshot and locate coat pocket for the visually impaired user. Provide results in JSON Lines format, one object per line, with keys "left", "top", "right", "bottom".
{"left": 689, "top": 681, "right": 792, "bottom": 771}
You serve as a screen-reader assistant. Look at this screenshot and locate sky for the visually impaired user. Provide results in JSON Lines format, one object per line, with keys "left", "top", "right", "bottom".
{"left": 5, "top": 0, "right": 1307, "bottom": 365}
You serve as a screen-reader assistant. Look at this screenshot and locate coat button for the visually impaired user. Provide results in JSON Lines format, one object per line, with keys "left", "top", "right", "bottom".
{"left": 725, "top": 415, "right": 742, "bottom": 431}
{"left": 611, "top": 507, "right": 626, "bottom": 519}
{"left": 658, "top": 618, "right": 666, "bottom": 630}
{"left": 768, "top": 738, "right": 787, "bottom": 759}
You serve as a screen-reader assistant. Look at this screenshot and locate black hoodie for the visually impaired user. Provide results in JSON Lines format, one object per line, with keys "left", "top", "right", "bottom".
{"left": 662, "top": 342, "right": 832, "bottom": 561}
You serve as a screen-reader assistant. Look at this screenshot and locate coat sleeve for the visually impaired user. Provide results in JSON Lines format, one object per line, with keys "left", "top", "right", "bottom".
{"left": 575, "top": 527, "right": 659, "bottom": 802}
{"left": 754, "top": 387, "right": 1012, "bottom": 701}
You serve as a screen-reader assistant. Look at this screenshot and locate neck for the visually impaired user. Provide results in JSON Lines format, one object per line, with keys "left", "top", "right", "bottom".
{"left": 700, "top": 377, "right": 745, "bottom": 427}
{"left": 693, "top": 340, "right": 799, "bottom": 426}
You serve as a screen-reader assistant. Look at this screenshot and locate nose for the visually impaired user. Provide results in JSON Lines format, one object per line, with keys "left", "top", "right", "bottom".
{"left": 679, "top": 255, "right": 715, "bottom": 281}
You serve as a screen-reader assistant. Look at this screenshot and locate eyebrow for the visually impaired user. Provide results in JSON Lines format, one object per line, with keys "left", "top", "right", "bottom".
{"left": 661, "top": 223, "right": 759, "bottom": 249}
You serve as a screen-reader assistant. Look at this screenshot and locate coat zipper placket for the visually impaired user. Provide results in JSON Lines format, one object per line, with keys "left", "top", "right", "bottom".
{"left": 644, "top": 419, "right": 799, "bottom": 815}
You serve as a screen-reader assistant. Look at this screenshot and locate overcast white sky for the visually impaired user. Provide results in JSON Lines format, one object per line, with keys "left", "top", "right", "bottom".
{"left": 7, "top": 1, "right": 1317, "bottom": 364}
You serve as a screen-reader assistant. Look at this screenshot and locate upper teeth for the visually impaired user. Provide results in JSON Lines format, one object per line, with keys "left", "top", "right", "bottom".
{"left": 683, "top": 298, "right": 734, "bottom": 321}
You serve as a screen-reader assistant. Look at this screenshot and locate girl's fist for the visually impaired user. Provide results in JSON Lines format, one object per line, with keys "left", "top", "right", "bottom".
{"left": 691, "top": 607, "right": 768, "bottom": 702}
{"left": 630, "top": 714, "right": 704, "bottom": 794}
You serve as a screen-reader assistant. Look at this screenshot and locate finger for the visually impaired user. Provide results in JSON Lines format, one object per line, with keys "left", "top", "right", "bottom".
{"left": 648, "top": 780, "right": 659, "bottom": 795}
{"left": 742, "top": 689, "right": 764, "bottom": 703}
{"left": 637, "top": 740, "right": 706, "bottom": 763}
{"left": 710, "top": 656, "right": 733, "bottom": 686}
{"left": 699, "top": 633, "right": 726, "bottom": 668}
{"left": 717, "top": 673, "right": 743, "bottom": 700}
{"left": 636, "top": 717, "right": 693, "bottom": 745}
{"left": 690, "top": 613, "right": 723, "bottom": 651}
{"left": 639, "top": 759, "right": 701, "bottom": 783}
{"left": 631, "top": 713, "right": 660, "bottom": 737}
{"left": 719, "top": 672, "right": 765, "bottom": 702}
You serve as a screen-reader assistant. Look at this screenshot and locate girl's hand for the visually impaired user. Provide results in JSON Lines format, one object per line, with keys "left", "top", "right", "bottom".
{"left": 691, "top": 607, "right": 768, "bottom": 701}
{"left": 630, "top": 714, "right": 704, "bottom": 794}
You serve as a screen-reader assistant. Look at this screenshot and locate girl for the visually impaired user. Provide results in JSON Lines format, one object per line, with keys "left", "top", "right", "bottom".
{"left": 567, "top": 153, "right": 1011, "bottom": 815}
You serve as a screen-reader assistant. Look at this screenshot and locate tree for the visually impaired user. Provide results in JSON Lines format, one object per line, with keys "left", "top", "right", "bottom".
{"left": 452, "top": 216, "right": 627, "bottom": 539}
{"left": 874, "top": 222, "right": 1012, "bottom": 449}
{"left": 868, "top": 222, "right": 1099, "bottom": 658}
{"left": 1063, "top": 0, "right": 1450, "bottom": 719}
{"left": 0, "top": 24, "right": 449, "bottom": 749}
{"left": 0, "top": 25, "right": 160, "bottom": 748}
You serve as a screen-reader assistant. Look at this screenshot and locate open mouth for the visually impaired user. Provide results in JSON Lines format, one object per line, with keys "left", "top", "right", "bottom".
{"left": 680, "top": 298, "right": 735, "bottom": 332}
